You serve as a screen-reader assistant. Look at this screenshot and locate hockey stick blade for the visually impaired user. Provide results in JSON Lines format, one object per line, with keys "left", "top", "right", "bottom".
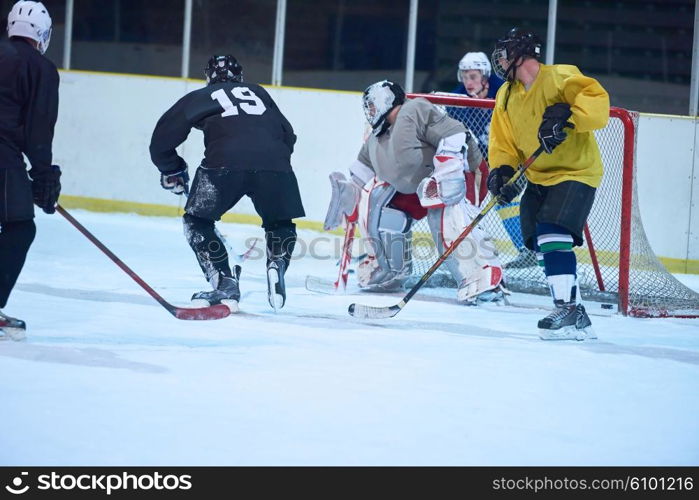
{"left": 57, "top": 205, "right": 231, "bottom": 321}
{"left": 305, "top": 275, "right": 338, "bottom": 294}
{"left": 348, "top": 302, "right": 403, "bottom": 319}
{"left": 172, "top": 304, "right": 231, "bottom": 320}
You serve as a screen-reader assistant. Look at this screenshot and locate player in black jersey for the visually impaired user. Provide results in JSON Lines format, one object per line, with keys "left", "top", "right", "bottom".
{"left": 150, "top": 55, "right": 305, "bottom": 312}
{"left": 0, "top": 1, "right": 61, "bottom": 341}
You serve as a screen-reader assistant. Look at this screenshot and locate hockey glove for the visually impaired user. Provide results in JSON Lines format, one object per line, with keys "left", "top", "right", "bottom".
{"left": 487, "top": 165, "right": 523, "bottom": 205}
{"left": 30, "top": 165, "right": 61, "bottom": 214}
{"left": 538, "top": 103, "right": 575, "bottom": 154}
{"left": 160, "top": 166, "right": 189, "bottom": 195}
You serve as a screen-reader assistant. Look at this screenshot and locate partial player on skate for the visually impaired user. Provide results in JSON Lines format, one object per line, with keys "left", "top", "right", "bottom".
{"left": 0, "top": 1, "right": 60, "bottom": 341}
{"left": 488, "top": 28, "right": 610, "bottom": 340}
{"left": 150, "top": 55, "right": 305, "bottom": 313}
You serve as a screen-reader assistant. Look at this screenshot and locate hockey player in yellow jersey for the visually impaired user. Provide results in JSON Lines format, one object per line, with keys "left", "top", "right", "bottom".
{"left": 487, "top": 27, "right": 609, "bottom": 340}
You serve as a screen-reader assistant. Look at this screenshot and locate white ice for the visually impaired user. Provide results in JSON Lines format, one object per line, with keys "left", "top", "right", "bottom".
{"left": 1, "top": 210, "right": 698, "bottom": 465}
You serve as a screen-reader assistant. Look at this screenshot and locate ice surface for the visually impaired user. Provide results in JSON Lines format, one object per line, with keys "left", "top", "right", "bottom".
{"left": 1, "top": 210, "right": 698, "bottom": 465}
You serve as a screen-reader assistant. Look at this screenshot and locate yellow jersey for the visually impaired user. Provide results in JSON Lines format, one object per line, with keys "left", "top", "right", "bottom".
{"left": 488, "top": 63, "right": 609, "bottom": 188}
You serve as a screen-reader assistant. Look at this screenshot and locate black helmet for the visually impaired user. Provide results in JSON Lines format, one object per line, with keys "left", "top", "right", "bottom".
{"left": 491, "top": 27, "right": 542, "bottom": 81}
{"left": 205, "top": 55, "right": 243, "bottom": 85}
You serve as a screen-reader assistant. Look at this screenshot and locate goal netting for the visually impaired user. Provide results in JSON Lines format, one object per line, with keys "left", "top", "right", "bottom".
{"left": 400, "top": 93, "right": 699, "bottom": 318}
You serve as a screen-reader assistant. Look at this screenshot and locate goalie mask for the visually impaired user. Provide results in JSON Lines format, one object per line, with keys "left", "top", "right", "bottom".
{"left": 457, "top": 52, "right": 491, "bottom": 81}
{"left": 363, "top": 80, "right": 406, "bottom": 137}
{"left": 7, "top": 1, "right": 52, "bottom": 54}
{"left": 491, "top": 27, "right": 542, "bottom": 81}
{"left": 205, "top": 55, "right": 243, "bottom": 85}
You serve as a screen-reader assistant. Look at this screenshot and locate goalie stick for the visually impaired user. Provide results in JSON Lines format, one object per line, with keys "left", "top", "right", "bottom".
{"left": 348, "top": 146, "right": 545, "bottom": 319}
{"left": 305, "top": 216, "right": 358, "bottom": 293}
{"left": 335, "top": 217, "right": 357, "bottom": 291}
{"left": 56, "top": 205, "right": 230, "bottom": 320}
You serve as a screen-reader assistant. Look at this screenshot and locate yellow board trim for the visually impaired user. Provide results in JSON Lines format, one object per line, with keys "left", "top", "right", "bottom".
{"left": 58, "top": 195, "right": 699, "bottom": 274}
{"left": 58, "top": 195, "right": 343, "bottom": 235}
{"left": 491, "top": 239, "right": 699, "bottom": 275}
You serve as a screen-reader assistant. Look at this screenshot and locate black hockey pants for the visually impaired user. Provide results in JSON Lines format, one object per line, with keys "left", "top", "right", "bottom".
{"left": 0, "top": 220, "right": 36, "bottom": 308}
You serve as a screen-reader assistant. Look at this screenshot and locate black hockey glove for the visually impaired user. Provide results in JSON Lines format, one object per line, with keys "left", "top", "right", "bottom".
{"left": 487, "top": 165, "right": 522, "bottom": 205}
{"left": 160, "top": 166, "right": 189, "bottom": 195}
{"left": 30, "top": 165, "right": 62, "bottom": 214}
{"left": 538, "top": 103, "right": 575, "bottom": 154}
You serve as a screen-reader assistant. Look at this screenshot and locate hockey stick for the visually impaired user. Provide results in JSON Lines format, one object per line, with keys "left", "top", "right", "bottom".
{"left": 348, "top": 145, "right": 545, "bottom": 319}
{"left": 56, "top": 205, "right": 230, "bottom": 320}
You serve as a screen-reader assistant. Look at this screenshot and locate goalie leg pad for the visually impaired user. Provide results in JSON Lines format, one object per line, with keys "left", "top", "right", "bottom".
{"left": 456, "top": 265, "right": 504, "bottom": 304}
{"left": 357, "top": 181, "right": 412, "bottom": 290}
{"left": 323, "top": 172, "right": 360, "bottom": 231}
{"left": 427, "top": 200, "right": 502, "bottom": 300}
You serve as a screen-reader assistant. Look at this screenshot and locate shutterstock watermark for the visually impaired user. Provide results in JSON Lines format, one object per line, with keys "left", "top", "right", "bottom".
{"left": 207, "top": 233, "right": 500, "bottom": 263}
{"left": 4, "top": 471, "right": 192, "bottom": 496}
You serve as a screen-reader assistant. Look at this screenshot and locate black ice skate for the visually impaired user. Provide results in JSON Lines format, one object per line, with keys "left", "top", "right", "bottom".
{"left": 503, "top": 248, "right": 538, "bottom": 269}
{"left": 266, "top": 258, "right": 286, "bottom": 311}
{"left": 538, "top": 301, "right": 596, "bottom": 341}
{"left": 191, "top": 266, "right": 241, "bottom": 313}
{"left": 0, "top": 310, "right": 26, "bottom": 341}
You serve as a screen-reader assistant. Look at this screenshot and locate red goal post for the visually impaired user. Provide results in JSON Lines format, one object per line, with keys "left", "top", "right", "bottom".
{"left": 405, "top": 92, "right": 699, "bottom": 318}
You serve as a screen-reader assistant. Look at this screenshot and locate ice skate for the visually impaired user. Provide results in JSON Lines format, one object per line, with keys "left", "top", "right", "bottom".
{"left": 503, "top": 248, "right": 538, "bottom": 269}
{"left": 191, "top": 266, "right": 241, "bottom": 313}
{"left": 538, "top": 302, "right": 596, "bottom": 341}
{"left": 0, "top": 310, "right": 26, "bottom": 341}
{"left": 266, "top": 258, "right": 286, "bottom": 311}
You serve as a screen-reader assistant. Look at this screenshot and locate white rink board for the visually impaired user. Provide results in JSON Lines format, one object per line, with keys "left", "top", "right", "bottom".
{"left": 636, "top": 114, "right": 697, "bottom": 261}
{"left": 53, "top": 71, "right": 698, "bottom": 263}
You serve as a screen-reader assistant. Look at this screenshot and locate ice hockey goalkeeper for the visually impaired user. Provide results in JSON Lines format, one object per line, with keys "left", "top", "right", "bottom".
{"left": 324, "top": 80, "right": 504, "bottom": 305}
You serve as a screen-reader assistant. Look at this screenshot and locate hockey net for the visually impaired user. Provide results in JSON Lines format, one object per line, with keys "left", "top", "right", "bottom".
{"left": 402, "top": 92, "right": 699, "bottom": 318}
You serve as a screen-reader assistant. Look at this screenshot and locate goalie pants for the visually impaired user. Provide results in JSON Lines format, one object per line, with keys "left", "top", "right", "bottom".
{"left": 184, "top": 167, "right": 305, "bottom": 280}
{"left": 520, "top": 180, "right": 596, "bottom": 251}
{"left": 0, "top": 168, "right": 37, "bottom": 308}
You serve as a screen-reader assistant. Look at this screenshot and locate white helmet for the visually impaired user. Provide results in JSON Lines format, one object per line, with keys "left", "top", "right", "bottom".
{"left": 457, "top": 52, "right": 491, "bottom": 81}
{"left": 7, "top": 1, "right": 52, "bottom": 54}
{"left": 362, "top": 80, "right": 405, "bottom": 137}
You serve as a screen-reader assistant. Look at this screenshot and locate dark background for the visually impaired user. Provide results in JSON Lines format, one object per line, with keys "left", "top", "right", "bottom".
{"left": 0, "top": 0, "right": 694, "bottom": 114}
